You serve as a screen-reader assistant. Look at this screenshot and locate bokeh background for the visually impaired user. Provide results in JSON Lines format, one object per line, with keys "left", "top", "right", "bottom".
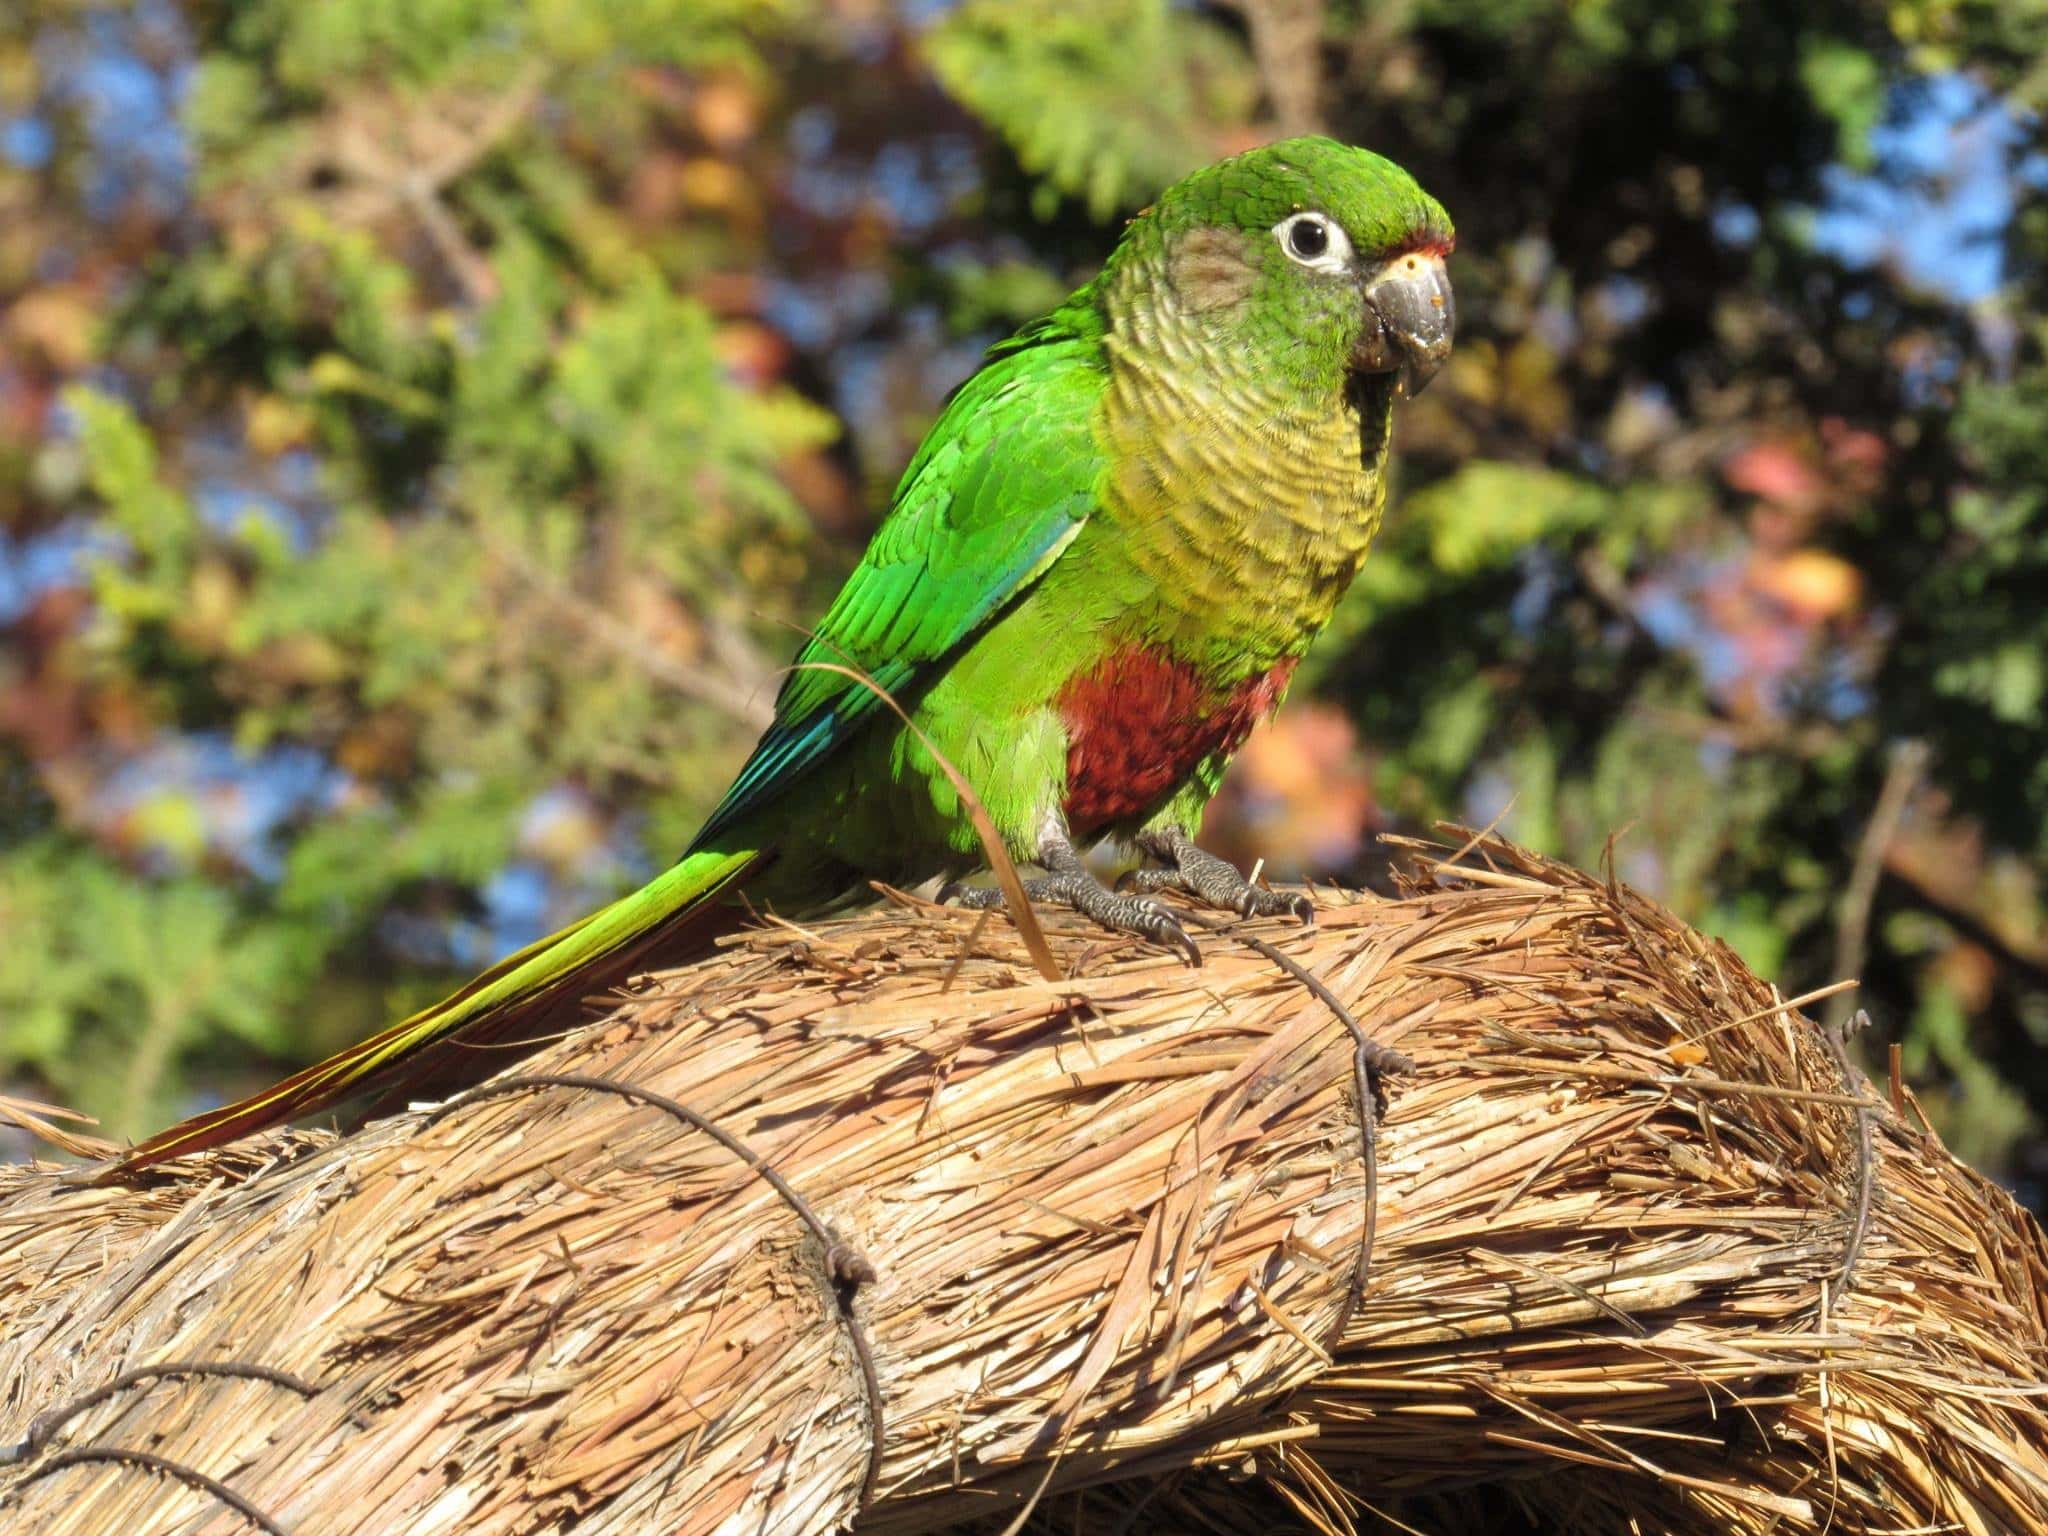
{"left": 2, "top": 0, "right": 2044, "bottom": 1201}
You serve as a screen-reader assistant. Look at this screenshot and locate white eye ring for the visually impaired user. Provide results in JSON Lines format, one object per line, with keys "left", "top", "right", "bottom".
{"left": 1274, "top": 211, "right": 1353, "bottom": 273}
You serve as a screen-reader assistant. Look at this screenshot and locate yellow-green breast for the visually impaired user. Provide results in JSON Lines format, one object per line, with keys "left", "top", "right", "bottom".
{"left": 1085, "top": 229, "right": 1395, "bottom": 678}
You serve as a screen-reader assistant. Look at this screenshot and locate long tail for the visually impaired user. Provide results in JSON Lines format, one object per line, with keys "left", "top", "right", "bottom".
{"left": 113, "top": 846, "right": 760, "bottom": 1172}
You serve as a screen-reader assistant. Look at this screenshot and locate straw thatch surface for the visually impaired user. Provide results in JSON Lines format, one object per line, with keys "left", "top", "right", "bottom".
{"left": 1, "top": 835, "right": 2045, "bottom": 1535}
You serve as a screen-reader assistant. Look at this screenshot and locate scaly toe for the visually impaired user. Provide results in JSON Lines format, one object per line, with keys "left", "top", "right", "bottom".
{"left": 1242, "top": 885, "right": 1315, "bottom": 925}
{"left": 1074, "top": 885, "right": 1201, "bottom": 966}
{"left": 1174, "top": 847, "right": 1313, "bottom": 925}
{"left": 938, "top": 881, "right": 1008, "bottom": 911}
{"left": 947, "top": 870, "right": 1202, "bottom": 965}
{"left": 1114, "top": 867, "right": 1181, "bottom": 897}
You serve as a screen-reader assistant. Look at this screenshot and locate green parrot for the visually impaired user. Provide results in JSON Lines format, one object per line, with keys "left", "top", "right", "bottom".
{"left": 118, "top": 136, "right": 1453, "bottom": 1171}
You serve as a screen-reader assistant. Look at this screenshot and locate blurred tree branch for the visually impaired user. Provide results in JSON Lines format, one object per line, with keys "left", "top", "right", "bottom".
{"left": 1827, "top": 739, "right": 1929, "bottom": 1031}
{"left": 482, "top": 528, "right": 778, "bottom": 730}
{"left": 1228, "top": 0, "right": 1327, "bottom": 136}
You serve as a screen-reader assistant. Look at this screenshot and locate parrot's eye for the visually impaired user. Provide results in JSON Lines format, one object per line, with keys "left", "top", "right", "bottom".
{"left": 1275, "top": 211, "right": 1352, "bottom": 274}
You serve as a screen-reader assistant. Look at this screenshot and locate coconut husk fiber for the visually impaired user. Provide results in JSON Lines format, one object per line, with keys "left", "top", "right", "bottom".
{"left": 1, "top": 834, "right": 2045, "bottom": 1536}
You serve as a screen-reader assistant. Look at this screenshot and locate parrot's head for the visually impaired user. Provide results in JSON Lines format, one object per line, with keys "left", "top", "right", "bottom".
{"left": 1113, "top": 136, "right": 1454, "bottom": 404}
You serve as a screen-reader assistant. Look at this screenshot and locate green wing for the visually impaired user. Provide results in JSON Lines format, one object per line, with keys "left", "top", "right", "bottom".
{"left": 691, "top": 318, "right": 1106, "bottom": 849}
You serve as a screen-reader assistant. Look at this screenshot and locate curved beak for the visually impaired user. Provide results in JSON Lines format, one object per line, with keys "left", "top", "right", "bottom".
{"left": 1353, "top": 250, "right": 1454, "bottom": 398}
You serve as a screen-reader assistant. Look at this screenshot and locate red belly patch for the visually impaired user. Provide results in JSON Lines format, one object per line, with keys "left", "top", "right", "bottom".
{"left": 1058, "top": 649, "right": 1297, "bottom": 833}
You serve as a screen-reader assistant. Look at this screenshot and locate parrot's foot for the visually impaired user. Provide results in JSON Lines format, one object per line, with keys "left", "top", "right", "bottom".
{"left": 1119, "top": 828, "right": 1314, "bottom": 924}
{"left": 939, "top": 828, "right": 1201, "bottom": 965}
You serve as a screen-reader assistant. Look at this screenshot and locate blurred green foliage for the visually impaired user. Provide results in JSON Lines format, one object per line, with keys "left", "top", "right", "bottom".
{"left": 2, "top": 0, "right": 2046, "bottom": 1199}
{"left": 927, "top": 0, "right": 1257, "bottom": 218}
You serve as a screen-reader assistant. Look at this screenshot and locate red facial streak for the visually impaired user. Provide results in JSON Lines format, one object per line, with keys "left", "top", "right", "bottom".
{"left": 1394, "top": 234, "right": 1455, "bottom": 259}
{"left": 1058, "top": 649, "right": 1297, "bottom": 833}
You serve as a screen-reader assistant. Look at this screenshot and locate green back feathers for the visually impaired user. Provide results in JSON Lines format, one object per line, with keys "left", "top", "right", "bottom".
{"left": 691, "top": 322, "right": 1106, "bottom": 850}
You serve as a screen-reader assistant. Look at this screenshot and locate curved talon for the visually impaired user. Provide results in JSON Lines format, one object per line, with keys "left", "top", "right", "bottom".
{"left": 1151, "top": 914, "right": 1203, "bottom": 967}
{"left": 1119, "top": 891, "right": 1202, "bottom": 965}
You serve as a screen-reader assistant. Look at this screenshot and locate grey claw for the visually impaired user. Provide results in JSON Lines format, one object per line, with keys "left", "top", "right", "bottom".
{"left": 1145, "top": 910, "right": 1202, "bottom": 966}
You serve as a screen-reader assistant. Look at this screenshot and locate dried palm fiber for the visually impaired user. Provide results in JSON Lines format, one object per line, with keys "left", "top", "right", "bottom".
{"left": 1, "top": 836, "right": 2044, "bottom": 1536}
